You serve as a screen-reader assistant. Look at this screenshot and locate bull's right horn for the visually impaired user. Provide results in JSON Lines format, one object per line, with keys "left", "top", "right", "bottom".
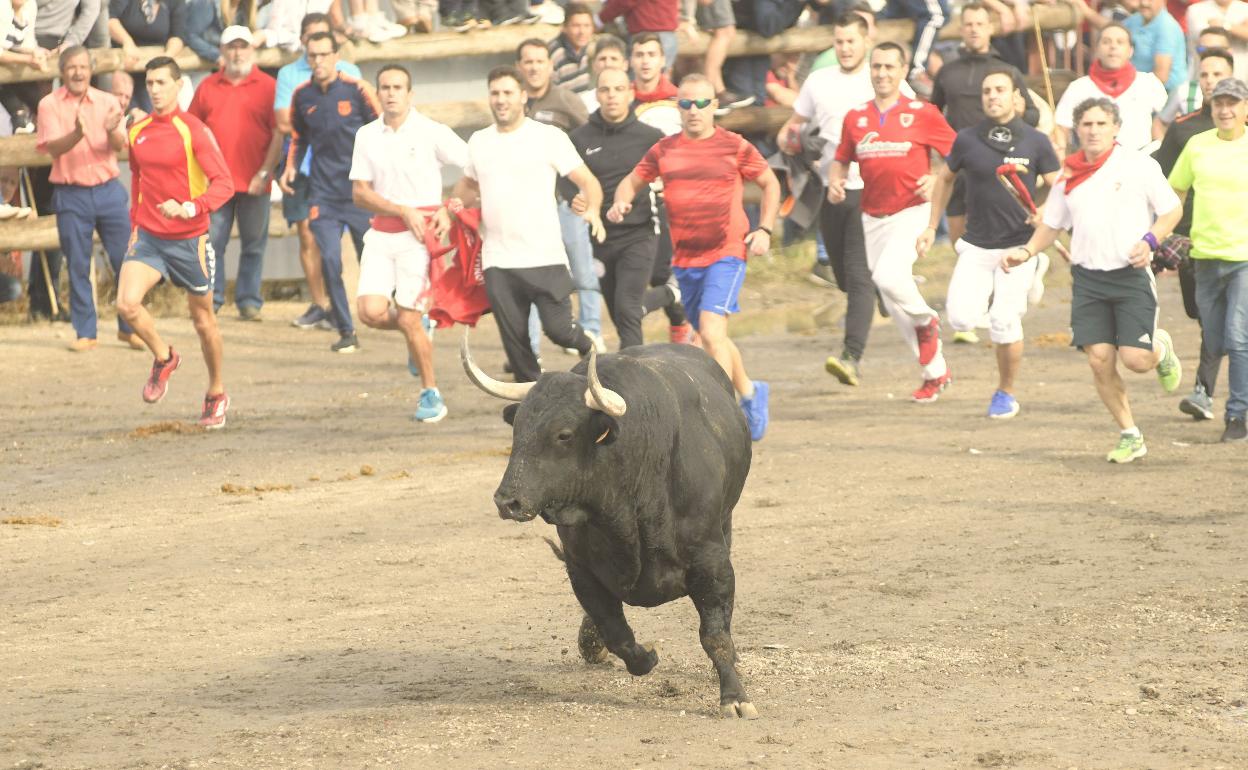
{"left": 584, "top": 348, "right": 627, "bottom": 417}
{"left": 460, "top": 333, "right": 535, "bottom": 401}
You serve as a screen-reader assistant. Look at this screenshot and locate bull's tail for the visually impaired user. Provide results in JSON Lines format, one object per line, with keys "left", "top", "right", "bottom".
{"left": 543, "top": 536, "right": 566, "bottom": 563}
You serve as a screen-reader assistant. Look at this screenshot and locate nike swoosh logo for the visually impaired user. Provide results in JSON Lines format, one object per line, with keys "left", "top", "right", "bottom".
{"left": 586, "top": 147, "right": 602, "bottom": 155}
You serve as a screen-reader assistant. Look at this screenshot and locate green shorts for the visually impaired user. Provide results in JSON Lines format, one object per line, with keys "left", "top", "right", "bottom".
{"left": 1070, "top": 264, "right": 1157, "bottom": 351}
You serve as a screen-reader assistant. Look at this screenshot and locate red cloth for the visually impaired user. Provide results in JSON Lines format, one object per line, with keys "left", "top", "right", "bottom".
{"left": 836, "top": 99, "right": 957, "bottom": 217}
{"left": 128, "top": 110, "right": 236, "bottom": 239}
{"left": 1060, "top": 144, "right": 1117, "bottom": 194}
{"left": 1087, "top": 60, "right": 1137, "bottom": 98}
{"left": 187, "top": 67, "right": 277, "bottom": 195}
{"left": 996, "top": 164, "right": 1037, "bottom": 213}
{"left": 634, "top": 76, "right": 678, "bottom": 103}
{"left": 598, "top": 0, "right": 678, "bottom": 34}
{"left": 370, "top": 215, "right": 408, "bottom": 233}
{"left": 633, "top": 127, "right": 769, "bottom": 268}
{"left": 423, "top": 207, "right": 490, "bottom": 328}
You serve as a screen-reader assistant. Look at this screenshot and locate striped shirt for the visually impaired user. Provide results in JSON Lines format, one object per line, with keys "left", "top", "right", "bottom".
{"left": 128, "top": 109, "right": 235, "bottom": 239}
{"left": 549, "top": 34, "right": 591, "bottom": 93}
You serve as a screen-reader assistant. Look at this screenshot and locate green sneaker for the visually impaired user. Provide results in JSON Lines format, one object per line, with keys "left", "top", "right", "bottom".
{"left": 1106, "top": 432, "right": 1147, "bottom": 463}
{"left": 1154, "top": 328, "right": 1182, "bottom": 393}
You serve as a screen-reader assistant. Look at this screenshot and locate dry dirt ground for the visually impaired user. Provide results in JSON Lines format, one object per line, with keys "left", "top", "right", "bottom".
{"left": 2, "top": 250, "right": 1246, "bottom": 769}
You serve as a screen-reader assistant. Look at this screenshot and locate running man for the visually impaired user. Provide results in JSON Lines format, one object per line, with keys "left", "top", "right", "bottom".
{"left": 350, "top": 65, "right": 468, "bottom": 423}
{"left": 1004, "top": 97, "right": 1183, "bottom": 463}
{"left": 918, "top": 67, "right": 1061, "bottom": 418}
{"left": 829, "top": 42, "right": 956, "bottom": 403}
{"left": 610, "top": 74, "right": 781, "bottom": 441}
{"left": 115, "top": 57, "right": 236, "bottom": 429}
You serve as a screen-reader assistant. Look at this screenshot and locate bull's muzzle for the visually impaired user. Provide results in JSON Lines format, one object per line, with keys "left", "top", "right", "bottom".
{"left": 494, "top": 491, "right": 536, "bottom": 522}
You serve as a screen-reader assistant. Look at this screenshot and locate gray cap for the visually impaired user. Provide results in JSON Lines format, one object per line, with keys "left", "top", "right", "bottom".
{"left": 1210, "top": 77, "right": 1248, "bottom": 102}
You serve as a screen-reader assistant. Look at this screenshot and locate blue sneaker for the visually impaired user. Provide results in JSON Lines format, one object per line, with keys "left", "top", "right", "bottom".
{"left": 413, "top": 387, "right": 448, "bottom": 423}
{"left": 987, "top": 389, "right": 1019, "bottom": 419}
{"left": 740, "top": 380, "right": 770, "bottom": 441}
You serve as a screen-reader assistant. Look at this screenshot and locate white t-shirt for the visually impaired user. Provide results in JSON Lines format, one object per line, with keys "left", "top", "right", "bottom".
{"left": 1043, "top": 146, "right": 1181, "bottom": 271}
{"left": 465, "top": 118, "right": 584, "bottom": 271}
{"left": 350, "top": 109, "right": 469, "bottom": 207}
{"left": 793, "top": 64, "right": 915, "bottom": 187}
{"left": 1186, "top": 0, "right": 1248, "bottom": 80}
{"left": 1054, "top": 73, "right": 1168, "bottom": 151}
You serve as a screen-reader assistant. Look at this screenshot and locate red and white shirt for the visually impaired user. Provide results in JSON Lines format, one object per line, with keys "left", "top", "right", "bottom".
{"left": 835, "top": 99, "right": 956, "bottom": 217}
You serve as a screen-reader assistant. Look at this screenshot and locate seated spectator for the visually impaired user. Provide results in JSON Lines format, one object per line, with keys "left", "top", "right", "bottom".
{"left": 580, "top": 33, "right": 627, "bottom": 112}
{"left": 185, "top": 0, "right": 264, "bottom": 62}
{"left": 879, "top": 0, "right": 949, "bottom": 80}
{"left": 979, "top": 0, "right": 1030, "bottom": 71}
{"left": 764, "top": 52, "right": 799, "bottom": 107}
{"left": 390, "top": 0, "right": 436, "bottom": 32}
{"left": 344, "top": 0, "right": 406, "bottom": 42}
{"left": 680, "top": 0, "right": 754, "bottom": 109}
{"left": 35, "top": 0, "right": 107, "bottom": 51}
{"left": 1124, "top": 0, "right": 1189, "bottom": 90}
{"left": 721, "top": 0, "right": 805, "bottom": 107}
{"left": 1186, "top": 0, "right": 1248, "bottom": 78}
{"left": 261, "top": 0, "right": 344, "bottom": 51}
{"left": 1, "top": 0, "right": 50, "bottom": 132}
{"left": 110, "top": 0, "right": 188, "bottom": 110}
{"left": 550, "top": 2, "right": 594, "bottom": 93}
{"left": 1156, "top": 25, "right": 1232, "bottom": 125}
{"left": 600, "top": 0, "right": 679, "bottom": 70}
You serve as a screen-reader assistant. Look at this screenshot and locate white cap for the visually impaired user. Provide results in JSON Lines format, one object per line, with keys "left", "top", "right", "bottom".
{"left": 220, "top": 26, "right": 255, "bottom": 46}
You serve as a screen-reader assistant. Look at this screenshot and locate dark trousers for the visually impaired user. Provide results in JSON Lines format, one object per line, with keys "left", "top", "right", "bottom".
{"left": 308, "top": 198, "right": 370, "bottom": 335}
{"left": 1180, "top": 258, "right": 1223, "bottom": 395}
{"left": 597, "top": 230, "right": 664, "bottom": 350}
{"left": 484, "top": 265, "right": 590, "bottom": 382}
{"left": 817, "top": 189, "right": 872, "bottom": 360}
{"left": 52, "top": 179, "right": 133, "bottom": 340}
{"left": 651, "top": 201, "right": 687, "bottom": 327}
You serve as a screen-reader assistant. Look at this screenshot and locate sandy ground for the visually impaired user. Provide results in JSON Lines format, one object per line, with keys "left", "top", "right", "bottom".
{"left": 2, "top": 252, "right": 1246, "bottom": 769}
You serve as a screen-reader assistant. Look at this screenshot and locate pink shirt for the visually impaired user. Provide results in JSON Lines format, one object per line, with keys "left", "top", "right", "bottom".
{"left": 36, "top": 86, "right": 123, "bottom": 187}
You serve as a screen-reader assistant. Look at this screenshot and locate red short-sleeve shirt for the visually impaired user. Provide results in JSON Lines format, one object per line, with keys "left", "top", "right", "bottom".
{"left": 835, "top": 99, "right": 956, "bottom": 217}
{"left": 633, "top": 127, "right": 768, "bottom": 268}
{"left": 187, "top": 67, "right": 277, "bottom": 194}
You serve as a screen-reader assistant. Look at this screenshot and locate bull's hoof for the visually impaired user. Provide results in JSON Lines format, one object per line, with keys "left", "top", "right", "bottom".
{"left": 625, "top": 643, "right": 659, "bottom": 676}
{"left": 577, "top": 617, "right": 610, "bottom": 664}
{"left": 719, "top": 700, "right": 760, "bottom": 719}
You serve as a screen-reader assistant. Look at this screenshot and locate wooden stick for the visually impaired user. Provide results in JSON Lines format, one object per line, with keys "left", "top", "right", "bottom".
{"left": 1033, "top": 11, "right": 1057, "bottom": 112}
{"left": 20, "top": 168, "right": 59, "bottom": 318}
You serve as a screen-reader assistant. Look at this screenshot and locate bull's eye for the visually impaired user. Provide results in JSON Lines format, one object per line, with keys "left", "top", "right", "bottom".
{"left": 556, "top": 428, "right": 574, "bottom": 443}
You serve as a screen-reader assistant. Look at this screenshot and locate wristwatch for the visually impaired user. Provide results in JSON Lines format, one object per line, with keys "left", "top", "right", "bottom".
{"left": 258, "top": 170, "right": 271, "bottom": 181}
{"left": 182, "top": 201, "right": 198, "bottom": 218}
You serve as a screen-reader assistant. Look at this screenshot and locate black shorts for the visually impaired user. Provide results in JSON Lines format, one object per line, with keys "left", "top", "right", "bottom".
{"left": 1070, "top": 264, "right": 1157, "bottom": 351}
{"left": 946, "top": 172, "right": 967, "bottom": 218}
{"left": 282, "top": 173, "right": 312, "bottom": 225}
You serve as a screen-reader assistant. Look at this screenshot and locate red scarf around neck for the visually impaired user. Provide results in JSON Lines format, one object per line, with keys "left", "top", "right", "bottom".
{"left": 1088, "top": 60, "right": 1137, "bottom": 98}
{"left": 1062, "top": 144, "right": 1116, "bottom": 194}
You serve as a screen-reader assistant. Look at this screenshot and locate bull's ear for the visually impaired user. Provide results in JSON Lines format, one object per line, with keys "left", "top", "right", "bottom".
{"left": 502, "top": 403, "right": 520, "bottom": 425}
{"left": 589, "top": 412, "right": 619, "bottom": 446}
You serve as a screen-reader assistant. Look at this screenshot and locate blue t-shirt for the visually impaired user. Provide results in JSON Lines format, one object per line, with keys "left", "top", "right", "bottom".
{"left": 275, "top": 58, "right": 362, "bottom": 176}
{"left": 1123, "top": 11, "right": 1187, "bottom": 92}
{"left": 945, "top": 120, "right": 1061, "bottom": 250}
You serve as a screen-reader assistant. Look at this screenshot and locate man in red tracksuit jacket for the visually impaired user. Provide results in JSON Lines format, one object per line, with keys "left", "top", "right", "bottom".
{"left": 116, "top": 57, "right": 236, "bottom": 430}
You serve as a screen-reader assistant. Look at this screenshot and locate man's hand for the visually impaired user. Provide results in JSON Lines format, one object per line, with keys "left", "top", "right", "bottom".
{"left": 158, "top": 199, "right": 188, "bottom": 219}
{"left": 32, "top": 47, "right": 49, "bottom": 71}
{"left": 826, "top": 178, "right": 847, "bottom": 204}
{"left": 778, "top": 124, "right": 801, "bottom": 155}
{"left": 278, "top": 165, "right": 296, "bottom": 195}
{"left": 1128, "top": 239, "right": 1152, "bottom": 269}
{"left": 123, "top": 43, "right": 141, "bottom": 69}
{"left": 432, "top": 207, "right": 452, "bottom": 240}
{"left": 1001, "top": 247, "right": 1032, "bottom": 272}
{"left": 916, "top": 173, "right": 936, "bottom": 201}
{"left": 606, "top": 200, "right": 632, "bottom": 223}
{"left": 104, "top": 107, "right": 123, "bottom": 133}
{"left": 915, "top": 226, "right": 937, "bottom": 259}
{"left": 74, "top": 108, "right": 88, "bottom": 138}
{"left": 678, "top": 20, "right": 699, "bottom": 40}
{"left": 400, "top": 206, "right": 427, "bottom": 240}
{"left": 247, "top": 171, "right": 268, "bottom": 196}
{"left": 570, "top": 192, "right": 588, "bottom": 215}
{"left": 445, "top": 196, "right": 464, "bottom": 214}
{"left": 745, "top": 229, "right": 771, "bottom": 257}
{"left": 583, "top": 210, "right": 606, "bottom": 244}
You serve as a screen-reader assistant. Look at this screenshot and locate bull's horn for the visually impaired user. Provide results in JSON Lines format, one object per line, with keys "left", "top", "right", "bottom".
{"left": 460, "top": 333, "right": 535, "bottom": 401}
{"left": 583, "top": 348, "right": 627, "bottom": 417}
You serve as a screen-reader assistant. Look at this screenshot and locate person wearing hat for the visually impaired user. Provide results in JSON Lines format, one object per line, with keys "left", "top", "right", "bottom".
{"left": 1168, "top": 77, "right": 1248, "bottom": 442}
{"left": 187, "top": 25, "right": 282, "bottom": 320}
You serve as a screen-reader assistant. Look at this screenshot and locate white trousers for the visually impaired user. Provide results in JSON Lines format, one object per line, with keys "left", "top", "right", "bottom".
{"left": 946, "top": 240, "right": 1037, "bottom": 345}
{"left": 863, "top": 203, "right": 946, "bottom": 379}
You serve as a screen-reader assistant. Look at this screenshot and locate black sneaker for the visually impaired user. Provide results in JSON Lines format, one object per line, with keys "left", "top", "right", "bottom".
{"left": 1221, "top": 416, "right": 1247, "bottom": 443}
{"left": 292, "top": 304, "right": 329, "bottom": 329}
{"left": 331, "top": 333, "right": 359, "bottom": 353}
{"left": 238, "top": 305, "right": 262, "bottom": 322}
{"left": 808, "top": 262, "right": 836, "bottom": 288}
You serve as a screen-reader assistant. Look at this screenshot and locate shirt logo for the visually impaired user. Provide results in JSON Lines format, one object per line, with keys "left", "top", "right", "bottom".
{"left": 337, "top": 100, "right": 352, "bottom": 117}
{"left": 989, "top": 126, "right": 1013, "bottom": 144}
{"left": 585, "top": 146, "right": 603, "bottom": 155}
{"left": 899, "top": 113, "right": 914, "bottom": 128}
{"left": 856, "top": 131, "right": 913, "bottom": 158}
{"left": 135, "top": 136, "right": 147, "bottom": 144}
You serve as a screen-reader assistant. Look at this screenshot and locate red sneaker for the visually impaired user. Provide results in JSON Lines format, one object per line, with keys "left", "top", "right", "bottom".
{"left": 915, "top": 317, "right": 941, "bottom": 366}
{"left": 912, "top": 371, "right": 952, "bottom": 403}
{"left": 199, "top": 392, "right": 230, "bottom": 429}
{"left": 142, "top": 348, "right": 182, "bottom": 403}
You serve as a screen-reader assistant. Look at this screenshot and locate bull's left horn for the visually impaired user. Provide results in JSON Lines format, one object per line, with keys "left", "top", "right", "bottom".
{"left": 461, "top": 333, "right": 535, "bottom": 401}
{"left": 584, "top": 349, "right": 627, "bottom": 417}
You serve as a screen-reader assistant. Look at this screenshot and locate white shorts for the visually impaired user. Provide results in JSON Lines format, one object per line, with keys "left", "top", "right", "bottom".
{"left": 947, "top": 239, "right": 1036, "bottom": 345}
{"left": 357, "top": 229, "right": 431, "bottom": 311}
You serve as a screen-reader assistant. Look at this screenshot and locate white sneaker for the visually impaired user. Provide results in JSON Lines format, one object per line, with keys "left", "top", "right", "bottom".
{"left": 1028, "top": 251, "right": 1050, "bottom": 307}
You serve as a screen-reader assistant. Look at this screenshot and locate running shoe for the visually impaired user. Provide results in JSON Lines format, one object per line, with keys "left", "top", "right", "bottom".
{"left": 199, "top": 392, "right": 230, "bottom": 430}
{"left": 67, "top": 337, "right": 98, "bottom": 352}
{"left": 413, "top": 387, "right": 448, "bottom": 423}
{"left": 824, "top": 354, "right": 860, "bottom": 386}
{"left": 292, "top": 304, "right": 329, "bottom": 329}
{"left": 1027, "top": 251, "right": 1050, "bottom": 306}
{"left": 1179, "top": 383, "right": 1215, "bottom": 421}
{"left": 952, "top": 330, "right": 979, "bottom": 344}
{"left": 740, "top": 380, "right": 770, "bottom": 441}
{"left": 915, "top": 317, "right": 941, "bottom": 366}
{"left": 1154, "top": 328, "right": 1182, "bottom": 393}
{"left": 987, "top": 389, "right": 1019, "bottom": 419}
{"left": 1221, "top": 416, "right": 1247, "bottom": 443}
{"left": 807, "top": 262, "right": 836, "bottom": 288}
{"left": 142, "top": 347, "right": 182, "bottom": 403}
{"left": 331, "top": 333, "right": 359, "bottom": 353}
{"left": 912, "top": 371, "right": 952, "bottom": 403}
{"left": 238, "top": 305, "right": 262, "bottom": 322}
{"left": 1107, "top": 431, "right": 1147, "bottom": 463}
{"left": 714, "top": 90, "right": 755, "bottom": 116}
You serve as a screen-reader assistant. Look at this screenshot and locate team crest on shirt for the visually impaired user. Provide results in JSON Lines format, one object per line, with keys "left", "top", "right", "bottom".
{"left": 900, "top": 113, "right": 914, "bottom": 128}
{"left": 338, "top": 100, "right": 352, "bottom": 116}
{"left": 856, "top": 116, "right": 867, "bottom": 128}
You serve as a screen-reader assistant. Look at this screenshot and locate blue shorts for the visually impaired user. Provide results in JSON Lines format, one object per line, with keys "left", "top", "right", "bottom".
{"left": 673, "top": 256, "right": 746, "bottom": 331}
{"left": 282, "top": 173, "right": 312, "bottom": 225}
{"left": 124, "top": 228, "right": 216, "bottom": 296}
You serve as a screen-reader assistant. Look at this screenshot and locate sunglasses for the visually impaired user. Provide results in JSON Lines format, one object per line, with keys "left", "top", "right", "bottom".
{"left": 677, "top": 98, "right": 713, "bottom": 110}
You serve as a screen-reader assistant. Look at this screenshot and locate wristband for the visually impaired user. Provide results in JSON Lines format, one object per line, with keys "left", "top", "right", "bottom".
{"left": 1021, "top": 246, "right": 1035, "bottom": 258}
{"left": 756, "top": 226, "right": 772, "bottom": 236}
{"left": 1141, "top": 232, "right": 1159, "bottom": 251}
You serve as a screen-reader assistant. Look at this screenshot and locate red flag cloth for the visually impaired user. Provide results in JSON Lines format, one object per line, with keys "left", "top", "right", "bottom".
{"left": 995, "top": 164, "right": 1037, "bottom": 213}
{"left": 1059, "top": 144, "right": 1116, "bottom": 195}
{"left": 1087, "top": 60, "right": 1137, "bottom": 99}
{"left": 420, "top": 207, "right": 489, "bottom": 329}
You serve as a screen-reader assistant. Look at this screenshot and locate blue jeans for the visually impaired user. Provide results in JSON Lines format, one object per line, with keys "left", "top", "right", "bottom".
{"left": 531, "top": 201, "right": 601, "bottom": 352}
{"left": 51, "top": 179, "right": 133, "bottom": 340}
{"left": 881, "top": 0, "right": 950, "bottom": 76}
{"left": 210, "top": 191, "right": 272, "bottom": 312}
{"left": 1194, "top": 260, "right": 1248, "bottom": 420}
{"left": 308, "top": 198, "right": 370, "bottom": 335}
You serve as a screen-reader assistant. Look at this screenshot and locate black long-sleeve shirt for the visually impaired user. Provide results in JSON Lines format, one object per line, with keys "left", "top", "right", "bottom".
{"left": 110, "top": 0, "right": 187, "bottom": 47}
{"left": 570, "top": 110, "right": 663, "bottom": 238}
{"left": 931, "top": 48, "right": 1040, "bottom": 131}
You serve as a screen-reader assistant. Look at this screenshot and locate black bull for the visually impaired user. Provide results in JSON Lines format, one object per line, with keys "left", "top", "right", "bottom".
{"left": 461, "top": 339, "right": 758, "bottom": 718}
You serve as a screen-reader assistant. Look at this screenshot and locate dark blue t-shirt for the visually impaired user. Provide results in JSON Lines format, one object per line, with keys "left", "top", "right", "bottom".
{"left": 290, "top": 74, "right": 380, "bottom": 204}
{"left": 946, "top": 120, "right": 1060, "bottom": 249}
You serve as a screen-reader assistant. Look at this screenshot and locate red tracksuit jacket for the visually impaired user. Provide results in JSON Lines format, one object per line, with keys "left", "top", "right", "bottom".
{"left": 128, "top": 109, "right": 235, "bottom": 239}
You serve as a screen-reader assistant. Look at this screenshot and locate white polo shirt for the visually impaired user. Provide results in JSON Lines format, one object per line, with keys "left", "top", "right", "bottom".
{"left": 1054, "top": 73, "right": 1168, "bottom": 151}
{"left": 1043, "top": 146, "right": 1181, "bottom": 271}
{"left": 792, "top": 64, "right": 915, "bottom": 187}
{"left": 349, "top": 109, "right": 469, "bottom": 208}
{"left": 465, "top": 118, "right": 584, "bottom": 271}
